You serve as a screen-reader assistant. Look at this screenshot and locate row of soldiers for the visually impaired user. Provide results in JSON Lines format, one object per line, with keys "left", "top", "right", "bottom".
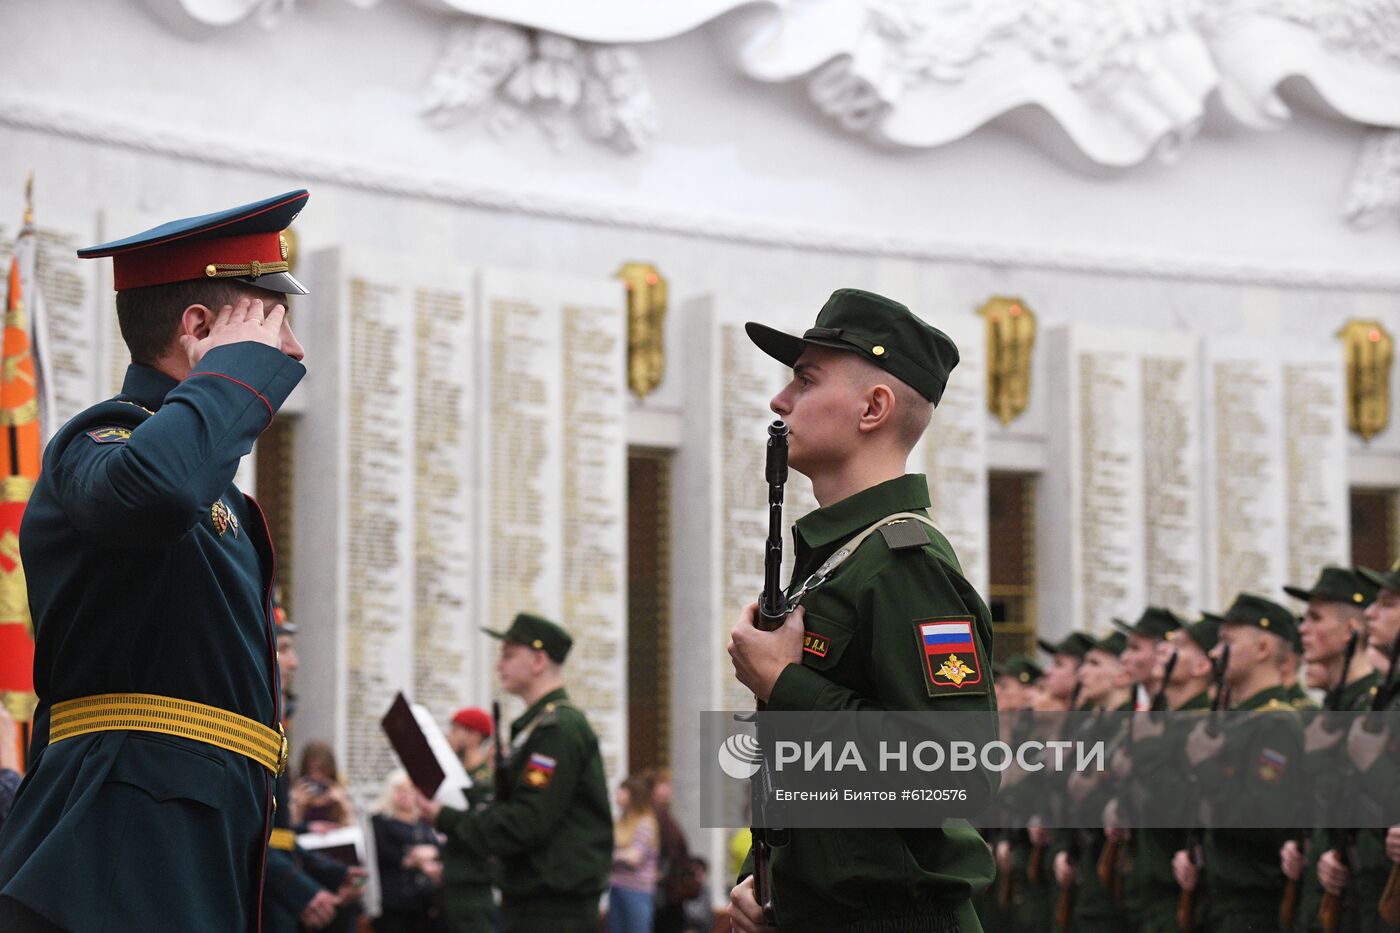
{"left": 976, "top": 561, "right": 1400, "bottom": 933}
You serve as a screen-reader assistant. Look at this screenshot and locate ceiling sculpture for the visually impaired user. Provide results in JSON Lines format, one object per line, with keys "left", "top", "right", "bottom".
{"left": 144, "top": 0, "right": 1400, "bottom": 227}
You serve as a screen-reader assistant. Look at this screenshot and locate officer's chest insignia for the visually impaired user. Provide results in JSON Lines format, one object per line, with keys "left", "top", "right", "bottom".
{"left": 86, "top": 426, "right": 132, "bottom": 444}
{"left": 523, "top": 752, "right": 557, "bottom": 789}
{"left": 210, "top": 499, "right": 239, "bottom": 538}
{"left": 915, "top": 617, "right": 987, "bottom": 697}
{"left": 1255, "top": 747, "right": 1288, "bottom": 783}
{"left": 802, "top": 631, "right": 830, "bottom": 658}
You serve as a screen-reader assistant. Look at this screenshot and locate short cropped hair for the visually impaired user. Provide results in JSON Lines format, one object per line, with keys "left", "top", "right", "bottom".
{"left": 115, "top": 280, "right": 247, "bottom": 365}
{"left": 845, "top": 355, "right": 934, "bottom": 450}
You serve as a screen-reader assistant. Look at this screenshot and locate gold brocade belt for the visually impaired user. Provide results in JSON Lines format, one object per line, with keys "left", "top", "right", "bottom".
{"left": 49, "top": 692, "right": 287, "bottom": 775}
{"left": 268, "top": 828, "right": 297, "bottom": 851}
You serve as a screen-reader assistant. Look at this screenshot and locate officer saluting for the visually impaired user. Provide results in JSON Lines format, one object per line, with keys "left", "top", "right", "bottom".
{"left": 0, "top": 191, "right": 311, "bottom": 932}
{"left": 421, "top": 614, "right": 613, "bottom": 933}
{"left": 727, "top": 289, "right": 998, "bottom": 933}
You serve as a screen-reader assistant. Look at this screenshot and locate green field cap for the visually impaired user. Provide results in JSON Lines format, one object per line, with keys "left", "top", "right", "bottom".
{"left": 746, "top": 288, "right": 960, "bottom": 404}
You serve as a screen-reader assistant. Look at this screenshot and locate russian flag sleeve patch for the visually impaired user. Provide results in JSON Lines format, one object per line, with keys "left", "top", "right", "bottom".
{"left": 915, "top": 617, "right": 987, "bottom": 697}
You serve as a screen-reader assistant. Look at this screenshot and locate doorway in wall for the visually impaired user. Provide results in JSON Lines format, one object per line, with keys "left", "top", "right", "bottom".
{"left": 1351, "top": 486, "right": 1398, "bottom": 571}
{"left": 255, "top": 414, "right": 298, "bottom": 616}
{"left": 988, "top": 471, "right": 1037, "bottom": 660}
{"left": 627, "top": 448, "right": 673, "bottom": 775}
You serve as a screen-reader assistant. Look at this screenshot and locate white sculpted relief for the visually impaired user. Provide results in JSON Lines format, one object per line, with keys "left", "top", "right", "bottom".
{"left": 147, "top": 0, "right": 1400, "bottom": 195}
{"left": 1345, "top": 130, "right": 1400, "bottom": 229}
{"left": 421, "top": 21, "right": 658, "bottom": 153}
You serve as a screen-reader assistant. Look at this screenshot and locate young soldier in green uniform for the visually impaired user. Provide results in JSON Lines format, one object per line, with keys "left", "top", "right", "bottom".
{"left": 1282, "top": 567, "right": 1380, "bottom": 932}
{"left": 1102, "top": 608, "right": 1184, "bottom": 926}
{"left": 1115, "top": 616, "right": 1217, "bottom": 933}
{"left": 990, "top": 656, "right": 1054, "bottom": 933}
{"left": 1307, "top": 562, "right": 1400, "bottom": 933}
{"left": 440, "top": 706, "right": 498, "bottom": 933}
{"left": 1351, "top": 561, "right": 1400, "bottom": 933}
{"left": 0, "top": 192, "right": 311, "bottom": 933}
{"left": 980, "top": 655, "right": 1046, "bottom": 933}
{"left": 726, "top": 288, "right": 998, "bottom": 933}
{"left": 1173, "top": 594, "right": 1306, "bottom": 933}
{"left": 1027, "top": 632, "right": 1094, "bottom": 930}
{"left": 1051, "top": 632, "right": 1132, "bottom": 933}
{"left": 422, "top": 614, "right": 612, "bottom": 933}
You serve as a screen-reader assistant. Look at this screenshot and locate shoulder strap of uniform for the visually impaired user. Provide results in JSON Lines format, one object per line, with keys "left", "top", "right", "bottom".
{"left": 788, "top": 511, "right": 943, "bottom": 605}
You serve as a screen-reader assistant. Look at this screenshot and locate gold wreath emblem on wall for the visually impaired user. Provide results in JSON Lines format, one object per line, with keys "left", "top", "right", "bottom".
{"left": 978, "top": 296, "right": 1036, "bottom": 426}
{"left": 1338, "top": 319, "right": 1393, "bottom": 442}
{"left": 616, "top": 262, "right": 668, "bottom": 401}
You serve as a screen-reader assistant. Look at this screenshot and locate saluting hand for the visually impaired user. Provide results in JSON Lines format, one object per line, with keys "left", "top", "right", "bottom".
{"left": 728, "top": 602, "right": 805, "bottom": 703}
{"left": 180, "top": 297, "right": 288, "bottom": 367}
{"left": 1387, "top": 826, "right": 1400, "bottom": 863}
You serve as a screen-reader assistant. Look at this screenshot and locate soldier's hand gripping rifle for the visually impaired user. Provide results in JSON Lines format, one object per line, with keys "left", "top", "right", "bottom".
{"left": 747, "top": 420, "right": 793, "bottom": 927}
{"left": 1178, "top": 644, "right": 1230, "bottom": 933}
{"left": 1316, "top": 631, "right": 1362, "bottom": 933}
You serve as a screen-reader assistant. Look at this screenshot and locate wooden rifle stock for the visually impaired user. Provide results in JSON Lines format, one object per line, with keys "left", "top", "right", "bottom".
{"left": 1177, "top": 886, "right": 1196, "bottom": 933}
{"left": 1028, "top": 842, "right": 1045, "bottom": 885}
{"left": 1279, "top": 875, "right": 1299, "bottom": 928}
{"left": 1318, "top": 891, "right": 1341, "bottom": 933}
{"left": 1279, "top": 874, "right": 1300, "bottom": 928}
{"left": 1380, "top": 863, "right": 1400, "bottom": 926}
{"left": 1097, "top": 836, "right": 1122, "bottom": 889}
{"left": 1055, "top": 876, "right": 1075, "bottom": 929}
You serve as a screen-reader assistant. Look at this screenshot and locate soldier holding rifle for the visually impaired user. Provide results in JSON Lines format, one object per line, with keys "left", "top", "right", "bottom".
{"left": 1281, "top": 567, "right": 1380, "bottom": 932}
{"left": 726, "top": 288, "right": 997, "bottom": 933}
{"left": 1173, "top": 594, "right": 1304, "bottom": 933}
{"left": 1334, "top": 560, "right": 1400, "bottom": 933}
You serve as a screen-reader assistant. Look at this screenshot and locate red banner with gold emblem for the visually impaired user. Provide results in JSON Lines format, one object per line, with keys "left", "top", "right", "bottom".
{"left": 0, "top": 226, "right": 43, "bottom": 694}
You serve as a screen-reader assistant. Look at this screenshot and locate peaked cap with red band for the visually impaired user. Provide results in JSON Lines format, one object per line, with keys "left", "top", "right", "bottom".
{"left": 78, "top": 189, "right": 310, "bottom": 295}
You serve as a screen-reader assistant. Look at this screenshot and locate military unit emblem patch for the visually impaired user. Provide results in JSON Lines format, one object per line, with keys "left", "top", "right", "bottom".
{"left": 524, "top": 752, "right": 557, "bottom": 789}
{"left": 86, "top": 426, "right": 131, "bottom": 444}
{"left": 915, "top": 617, "right": 986, "bottom": 696}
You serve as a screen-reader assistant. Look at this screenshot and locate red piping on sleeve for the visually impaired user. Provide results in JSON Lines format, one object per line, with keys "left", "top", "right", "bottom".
{"left": 187, "top": 371, "right": 275, "bottom": 425}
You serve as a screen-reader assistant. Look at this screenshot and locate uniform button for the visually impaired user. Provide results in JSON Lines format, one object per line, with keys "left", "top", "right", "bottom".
{"left": 272, "top": 796, "right": 278, "bottom": 813}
